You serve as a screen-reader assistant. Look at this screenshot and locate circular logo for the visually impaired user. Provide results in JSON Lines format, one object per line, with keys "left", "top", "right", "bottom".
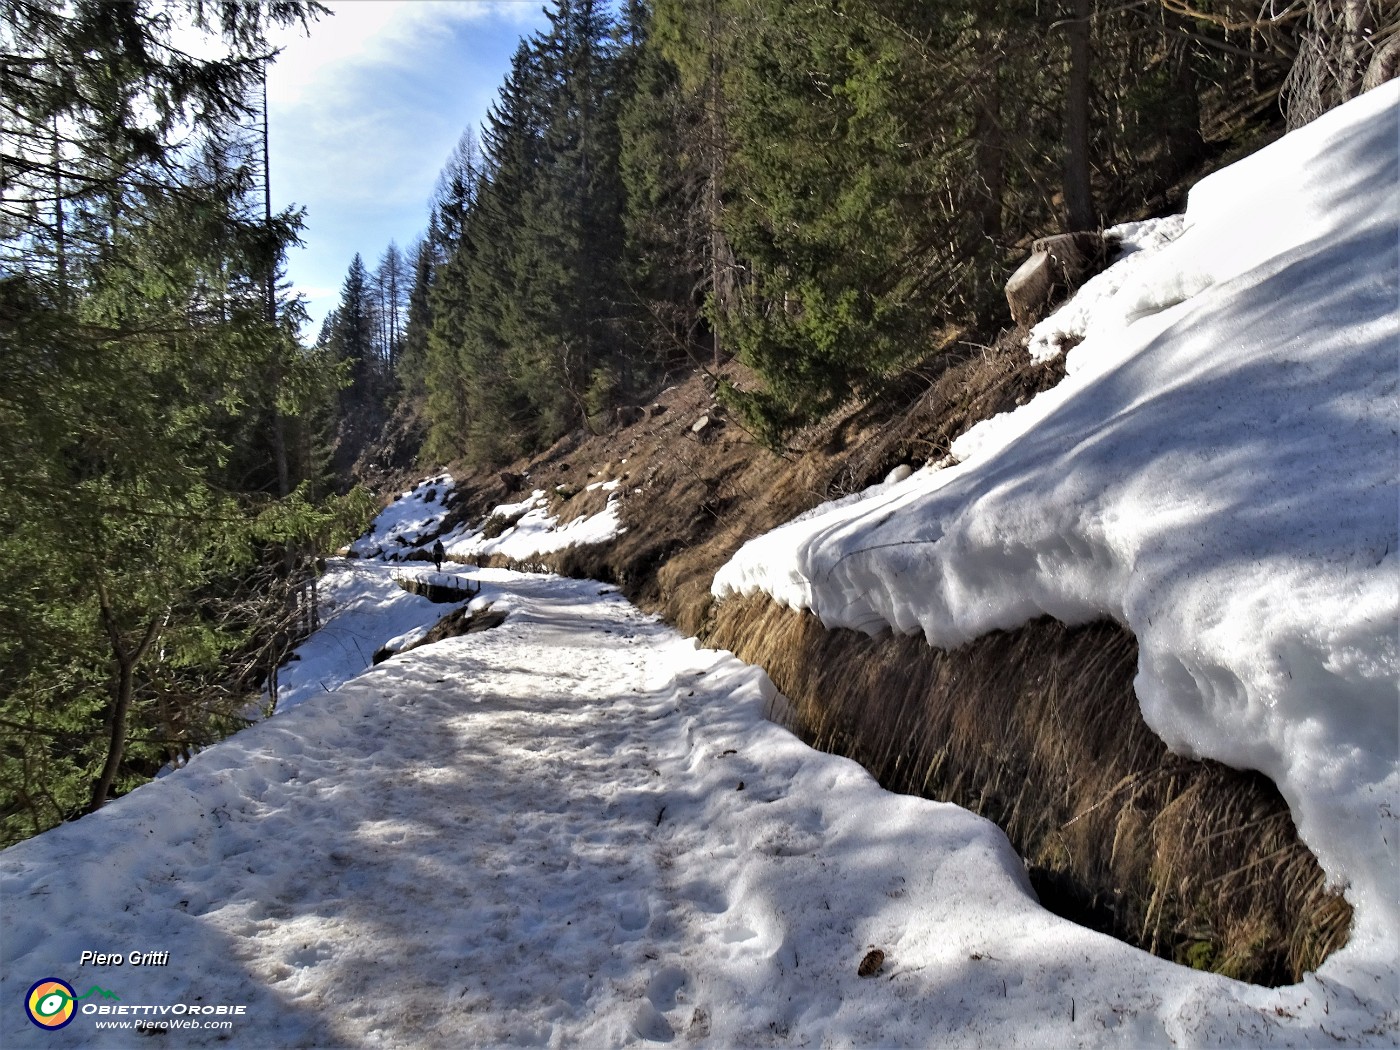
{"left": 25, "top": 979, "right": 77, "bottom": 1030}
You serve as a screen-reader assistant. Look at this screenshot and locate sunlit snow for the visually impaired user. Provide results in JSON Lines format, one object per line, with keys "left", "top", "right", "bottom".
{"left": 442, "top": 489, "right": 624, "bottom": 563}
{"left": 4, "top": 568, "right": 1396, "bottom": 1046}
{"left": 716, "top": 82, "right": 1400, "bottom": 987}
{"left": 347, "top": 474, "right": 624, "bottom": 566}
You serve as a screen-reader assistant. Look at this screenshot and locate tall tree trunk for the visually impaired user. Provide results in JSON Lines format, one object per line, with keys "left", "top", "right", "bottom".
{"left": 707, "top": 3, "right": 725, "bottom": 370}
{"left": 52, "top": 116, "right": 66, "bottom": 300}
{"left": 261, "top": 68, "right": 276, "bottom": 326}
{"left": 270, "top": 351, "right": 291, "bottom": 498}
{"left": 974, "top": 47, "right": 1005, "bottom": 241}
{"left": 1064, "top": 0, "right": 1095, "bottom": 231}
{"left": 262, "top": 68, "right": 291, "bottom": 498}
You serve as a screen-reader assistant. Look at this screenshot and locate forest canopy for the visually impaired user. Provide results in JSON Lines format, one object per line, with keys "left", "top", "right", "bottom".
{"left": 336, "top": 0, "right": 1394, "bottom": 457}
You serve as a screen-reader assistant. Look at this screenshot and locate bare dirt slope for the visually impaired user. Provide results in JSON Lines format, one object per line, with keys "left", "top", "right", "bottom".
{"left": 486, "top": 333, "right": 1067, "bottom": 636}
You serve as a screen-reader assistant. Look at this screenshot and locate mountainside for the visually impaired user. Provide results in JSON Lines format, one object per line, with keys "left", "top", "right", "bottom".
{"left": 715, "top": 76, "right": 1400, "bottom": 971}
{"left": 352, "top": 80, "right": 1399, "bottom": 996}
{"left": 2, "top": 80, "right": 1396, "bottom": 1049}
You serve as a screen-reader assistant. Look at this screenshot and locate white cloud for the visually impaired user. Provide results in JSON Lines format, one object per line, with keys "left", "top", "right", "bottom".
{"left": 265, "top": 1, "right": 543, "bottom": 108}
{"left": 257, "top": 1, "right": 550, "bottom": 335}
{"left": 167, "top": 1, "right": 550, "bottom": 335}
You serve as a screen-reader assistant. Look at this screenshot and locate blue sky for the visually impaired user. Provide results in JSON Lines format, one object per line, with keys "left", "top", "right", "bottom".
{"left": 263, "top": 1, "right": 552, "bottom": 338}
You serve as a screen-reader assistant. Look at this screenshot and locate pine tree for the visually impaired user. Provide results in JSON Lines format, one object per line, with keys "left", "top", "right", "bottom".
{"left": 644, "top": 0, "right": 744, "bottom": 369}
{"left": 0, "top": 0, "right": 379, "bottom": 843}
{"left": 333, "top": 254, "right": 378, "bottom": 412}
{"left": 374, "top": 242, "right": 408, "bottom": 371}
{"left": 619, "top": 0, "right": 716, "bottom": 370}
{"left": 396, "top": 235, "right": 436, "bottom": 402}
{"left": 407, "top": 0, "right": 1288, "bottom": 457}
{"left": 521, "top": 0, "right": 629, "bottom": 433}
{"left": 417, "top": 1, "right": 641, "bottom": 463}
{"left": 717, "top": 2, "right": 1012, "bottom": 437}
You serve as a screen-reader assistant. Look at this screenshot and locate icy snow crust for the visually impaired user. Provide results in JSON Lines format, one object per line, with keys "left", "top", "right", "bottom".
{"left": 4, "top": 569, "right": 1398, "bottom": 1047}
{"left": 717, "top": 82, "right": 1400, "bottom": 971}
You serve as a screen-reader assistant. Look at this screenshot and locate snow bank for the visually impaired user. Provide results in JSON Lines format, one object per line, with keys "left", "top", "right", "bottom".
{"left": 347, "top": 475, "right": 454, "bottom": 559}
{"left": 347, "top": 470, "right": 624, "bottom": 567}
{"left": 441, "top": 487, "right": 624, "bottom": 563}
{"left": 715, "top": 81, "right": 1400, "bottom": 971}
{"left": 270, "top": 559, "right": 472, "bottom": 712}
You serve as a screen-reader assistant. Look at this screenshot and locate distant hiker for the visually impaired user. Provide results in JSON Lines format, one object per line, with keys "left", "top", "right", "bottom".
{"left": 433, "top": 540, "right": 445, "bottom": 572}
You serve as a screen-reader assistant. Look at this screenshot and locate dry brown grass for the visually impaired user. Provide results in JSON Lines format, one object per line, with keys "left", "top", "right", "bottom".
{"left": 702, "top": 593, "right": 1351, "bottom": 986}
{"left": 444, "top": 334, "right": 1065, "bottom": 628}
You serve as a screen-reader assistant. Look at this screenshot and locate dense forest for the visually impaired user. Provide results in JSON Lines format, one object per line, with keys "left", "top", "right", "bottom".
{"left": 0, "top": 0, "right": 373, "bottom": 846}
{"left": 1, "top": 0, "right": 1394, "bottom": 846}
{"left": 321, "top": 0, "right": 1397, "bottom": 458}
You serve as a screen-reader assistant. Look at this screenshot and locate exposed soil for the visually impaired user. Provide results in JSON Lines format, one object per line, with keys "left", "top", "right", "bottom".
{"left": 514, "top": 328, "right": 1069, "bottom": 637}
{"left": 373, "top": 603, "right": 508, "bottom": 666}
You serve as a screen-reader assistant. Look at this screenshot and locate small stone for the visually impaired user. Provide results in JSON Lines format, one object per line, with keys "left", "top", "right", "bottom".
{"left": 858, "top": 948, "right": 885, "bottom": 978}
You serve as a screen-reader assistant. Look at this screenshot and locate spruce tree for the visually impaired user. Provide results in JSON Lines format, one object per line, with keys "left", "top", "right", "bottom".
{"left": 619, "top": 0, "right": 715, "bottom": 370}
{"left": 0, "top": 0, "right": 377, "bottom": 842}
{"left": 420, "top": 1, "right": 639, "bottom": 463}
{"left": 718, "top": 2, "right": 999, "bottom": 437}
{"left": 334, "top": 253, "right": 378, "bottom": 414}
{"left": 396, "top": 235, "right": 436, "bottom": 403}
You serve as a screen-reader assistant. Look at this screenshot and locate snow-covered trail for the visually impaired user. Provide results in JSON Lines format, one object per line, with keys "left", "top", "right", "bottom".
{"left": 3, "top": 569, "right": 1394, "bottom": 1047}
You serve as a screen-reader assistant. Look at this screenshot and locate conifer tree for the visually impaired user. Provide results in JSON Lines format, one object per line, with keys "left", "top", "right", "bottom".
{"left": 717, "top": 2, "right": 1013, "bottom": 437}
{"left": 619, "top": 0, "right": 716, "bottom": 369}
{"left": 0, "top": 0, "right": 377, "bottom": 842}
{"left": 333, "top": 254, "right": 378, "bottom": 412}
{"left": 422, "top": 2, "right": 636, "bottom": 463}
{"left": 374, "top": 242, "right": 408, "bottom": 370}
{"left": 396, "top": 235, "right": 437, "bottom": 402}
{"left": 643, "top": 0, "right": 743, "bottom": 369}
{"left": 408, "top": 0, "right": 1296, "bottom": 457}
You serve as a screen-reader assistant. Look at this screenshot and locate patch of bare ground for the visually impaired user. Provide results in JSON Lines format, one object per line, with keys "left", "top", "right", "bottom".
{"left": 529, "top": 328, "right": 1068, "bottom": 636}
{"left": 423, "top": 326, "right": 1349, "bottom": 986}
{"left": 373, "top": 604, "right": 507, "bottom": 665}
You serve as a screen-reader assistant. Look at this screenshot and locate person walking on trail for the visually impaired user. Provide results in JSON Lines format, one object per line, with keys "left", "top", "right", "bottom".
{"left": 432, "top": 539, "right": 445, "bottom": 572}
